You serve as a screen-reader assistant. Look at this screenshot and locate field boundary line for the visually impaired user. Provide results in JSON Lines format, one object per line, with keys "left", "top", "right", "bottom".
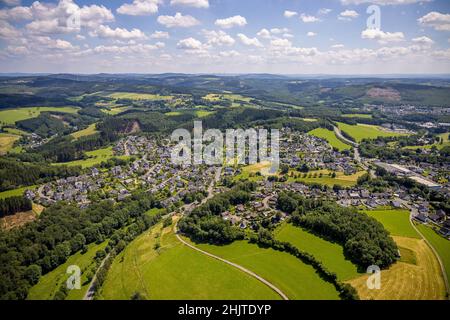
{"left": 174, "top": 228, "right": 289, "bottom": 300}
{"left": 409, "top": 214, "right": 450, "bottom": 299}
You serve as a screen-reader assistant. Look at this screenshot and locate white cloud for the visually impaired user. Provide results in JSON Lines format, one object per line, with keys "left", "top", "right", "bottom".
{"left": 339, "top": 10, "right": 359, "bottom": 21}
{"left": 411, "top": 36, "right": 434, "bottom": 46}
{"left": 93, "top": 43, "right": 163, "bottom": 54}
{"left": 331, "top": 44, "right": 345, "bottom": 49}
{"left": 341, "top": 0, "right": 431, "bottom": 5}
{"left": 307, "top": 32, "right": 317, "bottom": 37}
{"left": 170, "top": 0, "right": 209, "bottom": 8}
{"left": 90, "top": 25, "right": 147, "bottom": 40}
{"left": 284, "top": 10, "right": 297, "bottom": 18}
{"left": 9, "top": 0, "right": 115, "bottom": 35}
{"left": 150, "top": 31, "right": 169, "bottom": 39}
{"left": 237, "top": 33, "right": 262, "bottom": 47}
{"left": 117, "top": 0, "right": 161, "bottom": 16}
{"left": 257, "top": 28, "right": 271, "bottom": 39}
{"left": 75, "top": 34, "right": 85, "bottom": 40}
{"left": 418, "top": 12, "right": 450, "bottom": 32}
{"left": 202, "top": 30, "right": 235, "bottom": 46}
{"left": 34, "top": 36, "right": 77, "bottom": 50}
{"left": 215, "top": 15, "right": 247, "bottom": 29}
{"left": 157, "top": 12, "right": 200, "bottom": 28}
{"left": 318, "top": 8, "right": 332, "bottom": 15}
{"left": 361, "top": 28, "right": 404, "bottom": 44}
{"left": 0, "top": 20, "right": 21, "bottom": 39}
{"left": 299, "top": 14, "right": 320, "bottom": 23}
{"left": 256, "top": 28, "right": 290, "bottom": 40}
{"left": 219, "top": 50, "right": 240, "bottom": 58}
{"left": 177, "top": 37, "right": 203, "bottom": 50}
{"left": 270, "top": 38, "right": 292, "bottom": 48}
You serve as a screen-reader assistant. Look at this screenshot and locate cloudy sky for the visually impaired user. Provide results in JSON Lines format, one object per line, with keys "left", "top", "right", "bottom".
{"left": 0, "top": 0, "right": 450, "bottom": 74}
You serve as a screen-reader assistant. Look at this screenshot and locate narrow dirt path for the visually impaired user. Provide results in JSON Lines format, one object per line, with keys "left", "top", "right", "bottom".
{"left": 175, "top": 231, "right": 289, "bottom": 300}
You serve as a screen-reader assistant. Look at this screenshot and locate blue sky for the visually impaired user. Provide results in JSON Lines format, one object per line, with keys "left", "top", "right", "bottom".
{"left": 0, "top": 0, "right": 450, "bottom": 74}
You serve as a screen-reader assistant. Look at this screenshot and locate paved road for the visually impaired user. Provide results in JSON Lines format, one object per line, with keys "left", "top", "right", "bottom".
{"left": 83, "top": 253, "right": 111, "bottom": 300}
{"left": 175, "top": 231, "right": 289, "bottom": 300}
{"left": 175, "top": 166, "right": 289, "bottom": 300}
{"left": 333, "top": 125, "right": 359, "bottom": 148}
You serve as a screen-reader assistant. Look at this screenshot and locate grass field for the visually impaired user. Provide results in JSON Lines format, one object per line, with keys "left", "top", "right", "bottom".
{"left": 301, "top": 118, "right": 318, "bottom": 122}
{"left": 234, "top": 162, "right": 275, "bottom": 182}
{"left": 308, "top": 128, "right": 351, "bottom": 151}
{"left": 0, "top": 133, "right": 20, "bottom": 155}
{"left": 342, "top": 114, "right": 373, "bottom": 119}
{"left": 0, "top": 185, "right": 37, "bottom": 199}
{"left": 203, "top": 93, "right": 252, "bottom": 103}
{"left": 416, "top": 224, "right": 450, "bottom": 283}
{"left": 362, "top": 209, "right": 420, "bottom": 239}
{"left": 337, "top": 122, "right": 407, "bottom": 143}
{"left": 53, "top": 147, "right": 129, "bottom": 168}
{"left": 99, "top": 219, "right": 280, "bottom": 300}
{"left": 70, "top": 123, "right": 98, "bottom": 140}
{"left": 28, "top": 241, "right": 108, "bottom": 300}
{"left": 288, "top": 169, "right": 365, "bottom": 187}
{"left": 195, "top": 240, "right": 341, "bottom": 300}
{"left": 102, "top": 106, "right": 130, "bottom": 115}
{"left": 3, "top": 128, "right": 28, "bottom": 135}
{"left": 347, "top": 236, "right": 446, "bottom": 300}
{"left": 107, "top": 92, "right": 173, "bottom": 101}
{"left": 165, "top": 111, "right": 182, "bottom": 116}
{"left": 275, "top": 223, "right": 361, "bottom": 280}
{"left": 195, "top": 110, "right": 215, "bottom": 118}
{"left": 0, "top": 107, "right": 79, "bottom": 126}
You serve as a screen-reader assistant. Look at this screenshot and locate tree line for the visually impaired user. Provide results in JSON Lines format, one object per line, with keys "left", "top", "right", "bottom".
{"left": 0, "top": 196, "right": 32, "bottom": 218}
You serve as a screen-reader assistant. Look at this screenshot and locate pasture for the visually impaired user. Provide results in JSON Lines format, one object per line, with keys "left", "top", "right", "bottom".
{"left": 275, "top": 223, "right": 361, "bottom": 280}
{"left": 0, "top": 185, "right": 37, "bottom": 200}
{"left": 101, "top": 106, "right": 130, "bottom": 115}
{"left": 28, "top": 241, "right": 108, "bottom": 300}
{"left": 308, "top": 128, "right": 351, "bottom": 151}
{"left": 234, "top": 162, "right": 275, "bottom": 182}
{"left": 0, "top": 133, "right": 20, "bottom": 155}
{"left": 107, "top": 92, "right": 173, "bottom": 101}
{"left": 53, "top": 147, "right": 129, "bottom": 168}
{"left": 417, "top": 224, "right": 450, "bottom": 283}
{"left": 362, "top": 209, "right": 420, "bottom": 239}
{"left": 342, "top": 114, "right": 373, "bottom": 119}
{"left": 336, "top": 122, "right": 407, "bottom": 142}
{"left": 0, "top": 107, "right": 79, "bottom": 126}
{"left": 195, "top": 240, "right": 340, "bottom": 300}
{"left": 347, "top": 236, "right": 446, "bottom": 300}
{"left": 99, "top": 219, "right": 279, "bottom": 300}
{"left": 71, "top": 123, "right": 98, "bottom": 140}
{"left": 288, "top": 169, "right": 365, "bottom": 187}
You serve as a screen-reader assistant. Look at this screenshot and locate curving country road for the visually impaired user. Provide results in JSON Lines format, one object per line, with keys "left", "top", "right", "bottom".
{"left": 175, "top": 166, "right": 289, "bottom": 300}
{"left": 175, "top": 230, "right": 289, "bottom": 301}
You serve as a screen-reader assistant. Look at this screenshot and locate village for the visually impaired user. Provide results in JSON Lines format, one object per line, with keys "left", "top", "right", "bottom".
{"left": 23, "top": 130, "right": 450, "bottom": 240}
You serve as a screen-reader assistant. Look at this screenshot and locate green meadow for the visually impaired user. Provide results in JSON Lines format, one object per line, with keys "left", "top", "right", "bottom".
{"left": 275, "top": 223, "right": 361, "bottom": 281}
{"left": 342, "top": 114, "right": 373, "bottom": 119}
{"left": 0, "top": 185, "right": 37, "bottom": 200}
{"left": 362, "top": 209, "right": 420, "bottom": 239}
{"left": 195, "top": 240, "right": 341, "bottom": 300}
{"left": 100, "top": 221, "right": 279, "bottom": 300}
{"left": 0, "top": 133, "right": 20, "bottom": 155}
{"left": 71, "top": 123, "right": 98, "bottom": 140}
{"left": 337, "top": 122, "right": 407, "bottom": 143}
{"left": 0, "top": 107, "right": 79, "bottom": 126}
{"left": 53, "top": 147, "right": 129, "bottom": 168}
{"left": 288, "top": 169, "right": 365, "bottom": 187}
{"left": 416, "top": 224, "right": 450, "bottom": 282}
{"left": 308, "top": 128, "right": 351, "bottom": 151}
{"left": 107, "top": 92, "right": 173, "bottom": 101}
{"left": 28, "top": 241, "right": 108, "bottom": 300}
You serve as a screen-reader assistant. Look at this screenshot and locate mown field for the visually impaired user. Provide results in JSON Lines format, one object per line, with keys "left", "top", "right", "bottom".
{"left": 342, "top": 114, "right": 373, "bottom": 119}
{"left": 0, "top": 185, "right": 37, "bottom": 199}
{"left": 0, "top": 107, "right": 79, "bottom": 126}
{"left": 53, "top": 147, "right": 129, "bottom": 168}
{"left": 233, "top": 162, "right": 275, "bottom": 182}
{"left": 195, "top": 240, "right": 341, "bottom": 300}
{"left": 70, "top": 123, "right": 98, "bottom": 140}
{"left": 107, "top": 92, "right": 173, "bottom": 101}
{"left": 28, "top": 241, "right": 108, "bottom": 300}
{"left": 347, "top": 209, "right": 446, "bottom": 300}
{"left": 275, "top": 223, "right": 361, "bottom": 280}
{"left": 308, "top": 128, "right": 351, "bottom": 151}
{"left": 99, "top": 219, "right": 280, "bottom": 300}
{"left": 337, "top": 122, "right": 407, "bottom": 142}
{"left": 101, "top": 106, "right": 130, "bottom": 115}
{"left": 363, "top": 209, "right": 420, "bottom": 239}
{"left": 288, "top": 169, "right": 365, "bottom": 187}
{"left": 0, "top": 133, "right": 20, "bottom": 155}
{"left": 417, "top": 224, "right": 450, "bottom": 283}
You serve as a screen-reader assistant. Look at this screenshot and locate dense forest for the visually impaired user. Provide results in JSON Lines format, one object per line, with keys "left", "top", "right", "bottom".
{"left": 0, "top": 196, "right": 32, "bottom": 217}
{"left": 277, "top": 192, "right": 399, "bottom": 269}
{"left": 0, "top": 192, "right": 162, "bottom": 299}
